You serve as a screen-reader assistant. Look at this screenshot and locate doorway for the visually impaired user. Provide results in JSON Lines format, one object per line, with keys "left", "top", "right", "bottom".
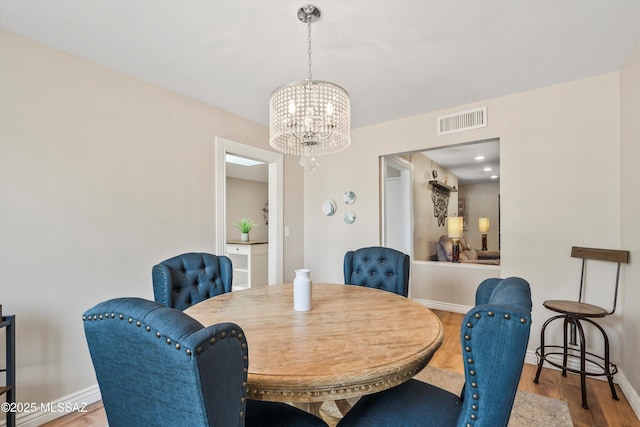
{"left": 215, "top": 137, "right": 284, "bottom": 284}
{"left": 380, "top": 156, "right": 413, "bottom": 259}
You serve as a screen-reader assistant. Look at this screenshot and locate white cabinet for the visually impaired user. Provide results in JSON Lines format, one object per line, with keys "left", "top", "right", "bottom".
{"left": 226, "top": 241, "right": 268, "bottom": 291}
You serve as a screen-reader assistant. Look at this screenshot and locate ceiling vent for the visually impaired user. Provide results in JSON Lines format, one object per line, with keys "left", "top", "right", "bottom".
{"left": 437, "top": 106, "right": 487, "bottom": 135}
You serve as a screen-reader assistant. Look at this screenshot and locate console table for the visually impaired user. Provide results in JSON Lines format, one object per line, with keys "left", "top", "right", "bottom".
{"left": 226, "top": 241, "right": 268, "bottom": 290}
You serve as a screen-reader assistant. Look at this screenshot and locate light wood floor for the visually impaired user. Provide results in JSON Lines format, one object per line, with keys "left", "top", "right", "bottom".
{"left": 43, "top": 310, "right": 639, "bottom": 427}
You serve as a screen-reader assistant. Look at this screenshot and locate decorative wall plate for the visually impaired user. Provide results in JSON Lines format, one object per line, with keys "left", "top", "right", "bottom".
{"left": 321, "top": 199, "right": 337, "bottom": 216}
{"left": 344, "top": 211, "right": 356, "bottom": 224}
{"left": 343, "top": 191, "right": 356, "bottom": 205}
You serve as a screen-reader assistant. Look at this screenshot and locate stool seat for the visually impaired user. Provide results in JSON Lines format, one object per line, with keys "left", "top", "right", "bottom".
{"left": 543, "top": 300, "right": 607, "bottom": 318}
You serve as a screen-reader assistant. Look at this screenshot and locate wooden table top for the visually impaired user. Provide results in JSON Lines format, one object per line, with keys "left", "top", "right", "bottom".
{"left": 185, "top": 283, "right": 444, "bottom": 403}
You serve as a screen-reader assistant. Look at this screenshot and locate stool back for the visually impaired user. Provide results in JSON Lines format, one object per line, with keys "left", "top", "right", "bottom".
{"left": 571, "top": 246, "right": 629, "bottom": 315}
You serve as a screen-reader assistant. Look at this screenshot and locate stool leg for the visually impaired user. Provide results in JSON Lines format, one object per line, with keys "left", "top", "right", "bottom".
{"left": 534, "top": 315, "right": 556, "bottom": 383}
{"left": 562, "top": 316, "right": 571, "bottom": 377}
{"left": 574, "top": 319, "right": 589, "bottom": 409}
{"left": 585, "top": 318, "right": 619, "bottom": 401}
{"left": 601, "top": 326, "right": 619, "bottom": 401}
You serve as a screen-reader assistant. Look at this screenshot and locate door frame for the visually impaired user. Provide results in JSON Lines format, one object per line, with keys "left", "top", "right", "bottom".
{"left": 380, "top": 155, "right": 414, "bottom": 260}
{"left": 215, "top": 137, "right": 284, "bottom": 284}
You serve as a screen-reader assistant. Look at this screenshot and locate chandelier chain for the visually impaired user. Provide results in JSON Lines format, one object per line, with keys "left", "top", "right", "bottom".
{"left": 307, "top": 20, "right": 313, "bottom": 80}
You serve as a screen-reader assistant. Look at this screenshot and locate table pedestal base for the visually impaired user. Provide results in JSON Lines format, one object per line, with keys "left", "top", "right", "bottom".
{"left": 335, "top": 399, "right": 352, "bottom": 415}
{"left": 293, "top": 402, "right": 322, "bottom": 417}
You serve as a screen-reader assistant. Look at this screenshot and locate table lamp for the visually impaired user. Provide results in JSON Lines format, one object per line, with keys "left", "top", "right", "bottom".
{"left": 479, "top": 217, "right": 490, "bottom": 251}
{"left": 448, "top": 216, "right": 464, "bottom": 262}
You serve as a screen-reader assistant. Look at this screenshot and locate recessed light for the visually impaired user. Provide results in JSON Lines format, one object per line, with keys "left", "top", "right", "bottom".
{"left": 483, "top": 167, "right": 492, "bottom": 172}
{"left": 490, "top": 175, "right": 498, "bottom": 179}
{"left": 475, "top": 155, "right": 485, "bottom": 160}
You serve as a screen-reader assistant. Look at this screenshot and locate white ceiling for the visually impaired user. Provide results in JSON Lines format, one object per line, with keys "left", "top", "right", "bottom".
{"left": 227, "top": 161, "right": 269, "bottom": 183}
{"left": 1, "top": 0, "right": 639, "bottom": 129}
{"left": 421, "top": 139, "right": 500, "bottom": 185}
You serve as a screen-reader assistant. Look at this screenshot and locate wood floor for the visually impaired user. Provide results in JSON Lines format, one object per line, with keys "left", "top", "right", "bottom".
{"left": 43, "top": 310, "right": 639, "bottom": 427}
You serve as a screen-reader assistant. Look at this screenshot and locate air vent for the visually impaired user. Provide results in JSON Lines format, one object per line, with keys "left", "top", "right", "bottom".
{"left": 437, "top": 106, "right": 487, "bottom": 135}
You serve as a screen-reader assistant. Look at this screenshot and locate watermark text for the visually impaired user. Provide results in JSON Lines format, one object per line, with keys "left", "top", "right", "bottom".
{"left": 1, "top": 401, "right": 89, "bottom": 414}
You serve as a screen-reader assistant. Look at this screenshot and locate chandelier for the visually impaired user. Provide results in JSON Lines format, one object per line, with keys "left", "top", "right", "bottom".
{"left": 269, "top": 4, "right": 351, "bottom": 172}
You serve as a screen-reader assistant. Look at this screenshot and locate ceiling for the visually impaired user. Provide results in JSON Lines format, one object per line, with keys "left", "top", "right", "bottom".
{"left": 227, "top": 160, "right": 268, "bottom": 183}
{"left": 1, "top": 1, "right": 639, "bottom": 130}
{"left": 421, "top": 139, "right": 499, "bottom": 185}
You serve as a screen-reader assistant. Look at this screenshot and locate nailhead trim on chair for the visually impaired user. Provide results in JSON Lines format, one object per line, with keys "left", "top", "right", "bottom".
{"left": 152, "top": 265, "right": 169, "bottom": 306}
{"left": 83, "top": 309, "right": 250, "bottom": 421}
{"left": 461, "top": 309, "right": 530, "bottom": 426}
{"left": 82, "top": 312, "right": 249, "bottom": 360}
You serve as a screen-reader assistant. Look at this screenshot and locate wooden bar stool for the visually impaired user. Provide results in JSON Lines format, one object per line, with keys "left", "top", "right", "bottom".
{"left": 534, "top": 246, "right": 629, "bottom": 409}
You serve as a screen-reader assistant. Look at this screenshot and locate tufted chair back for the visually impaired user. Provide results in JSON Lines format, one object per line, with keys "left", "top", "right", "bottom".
{"left": 152, "top": 252, "right": 233, "bottom": 311}
{"left": 343, "top": 246, "right": 410, "bottom": 297}
{"left": 455, "top": 276, "right": 532, "bottom": 426}
{"left": 337, "top": 276, "right": 532, "bottom": 427}
{"left": 83, "top": 297, "right": 247, "bottom": 427}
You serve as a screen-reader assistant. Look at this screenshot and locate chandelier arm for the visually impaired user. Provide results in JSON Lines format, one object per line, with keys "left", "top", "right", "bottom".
{"left": 287, "top": 123, "right": 335, "bottom": 142}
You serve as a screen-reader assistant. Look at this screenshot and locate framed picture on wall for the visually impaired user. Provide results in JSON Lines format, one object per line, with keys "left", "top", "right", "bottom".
{"left": 458, "top": 197, "right": 469, "bottom": 231}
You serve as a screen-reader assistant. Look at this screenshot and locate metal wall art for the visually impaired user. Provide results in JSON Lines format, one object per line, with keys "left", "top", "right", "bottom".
{"left": 344, "top": 211, "right": 356, "bottom": 224}
{"left": 431, "top": 185, "right": 449, "bottom": 226}
{"left": 322, "top": 199, "right": 337, "bottom": 216}
{"left": 343, "top": 191, "right": 356, "bottom": 205}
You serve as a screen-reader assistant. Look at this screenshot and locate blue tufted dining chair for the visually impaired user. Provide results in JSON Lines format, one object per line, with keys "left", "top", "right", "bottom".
{"left": 337, "top": 277, "right": 532, "bottom": 427}
{"left": 152, "top": 252, "right": 233, "bottom": 311}
{"left": 83, "top": 297, "right": 329, "bottom": 427}
{"left": 343, "top": 246, "right": 410, "bottom": 297}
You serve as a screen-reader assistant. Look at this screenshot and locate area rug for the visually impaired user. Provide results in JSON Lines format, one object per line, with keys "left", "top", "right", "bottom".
{"left": 320, "top": 366, "right": 573, "bottom": 427}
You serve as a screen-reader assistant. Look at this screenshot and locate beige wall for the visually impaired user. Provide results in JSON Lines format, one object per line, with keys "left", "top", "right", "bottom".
{"left": 410, "top": 153, "right": 459, "bottom": 260}
{"left": 0, "top": 30, "right": 304, "bottom": 412}
{"left": 459, "top": 182, "right": 500, "bottom": 252}
{"left": 226, "top": 177, "right": 269, "bottom": 242}
{"left": 304, "top": 71, "right": 625, "bottom": 371}
{"left": 621, "top": 41, "right": 640, "bottom": 412}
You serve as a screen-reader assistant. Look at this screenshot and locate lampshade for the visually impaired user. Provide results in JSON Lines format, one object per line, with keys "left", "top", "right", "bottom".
{"left": 448, "top": 216, "right": 464, "bottom": 239}
{"left": 268, "top": 5, "right": 351, "bottom": 172}
{"left": 479, "top": 217, "right": 490, "bottom": 233}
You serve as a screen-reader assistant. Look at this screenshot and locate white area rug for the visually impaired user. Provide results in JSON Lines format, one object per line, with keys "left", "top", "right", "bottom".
{"left": 320, "top": 366, "right": 573, "bottom": 427}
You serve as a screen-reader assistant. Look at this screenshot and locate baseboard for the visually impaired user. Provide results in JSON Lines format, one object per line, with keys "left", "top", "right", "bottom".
{"left": 617, "top": 369, "right": 640, "bottom": 421}
{"left": 412, "top": 298, "right": 472, "bottom": 314}
{"left": 11, "top": 384, "right": 101, "bottom": 427}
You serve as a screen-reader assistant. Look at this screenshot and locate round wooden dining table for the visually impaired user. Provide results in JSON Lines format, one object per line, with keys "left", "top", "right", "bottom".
{"left": 184, "top": 283, "right": 444, "bottom": 415}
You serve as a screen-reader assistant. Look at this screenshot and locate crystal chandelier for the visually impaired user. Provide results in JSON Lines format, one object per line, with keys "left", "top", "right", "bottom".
{"left": 269, "top": 4, "right": 351, "bottom": 172}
